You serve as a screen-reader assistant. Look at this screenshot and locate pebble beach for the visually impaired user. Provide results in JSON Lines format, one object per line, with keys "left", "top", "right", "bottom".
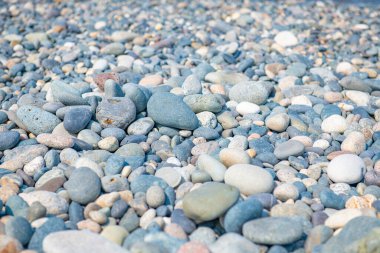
{"left": 0, "top": 0, "right": 380, "bottom": 252}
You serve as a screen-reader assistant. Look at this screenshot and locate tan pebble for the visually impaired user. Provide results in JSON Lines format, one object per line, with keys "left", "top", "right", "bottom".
{"left": 95, "top": 192, "right": 120, "bottom": 208}
{"left": 246, "top": 149, "right": 256, "bottom": 158}
{"left": 77, "top": 219, "right": 101, "bottom": 233}
{"left": 118, "top": 190, "right": 133, "bottom": 204}
{"left": 324, "top": 92, "right": 343, "bottom": 103}
{"left": 177, "top": 242, "right": 210, "bottom": 253}
{"left": 0, "top": 234, "right": 23, "bottom": 253}
{"left": 326, "top": 151, "right": 353, "bottom": 160}
{"left": 345, "top": 195, "right": 376, "bottom": 209}
{"left": 164, "top": 223, "right": 188, "bottom": 240}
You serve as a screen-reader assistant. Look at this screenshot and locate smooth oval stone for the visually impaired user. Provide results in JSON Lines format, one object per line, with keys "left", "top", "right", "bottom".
{"left": 341, "top": 131, "right": 365, "bottom": 155}
{"left": 16, "top": 106, "right": 61, "bottom": 135}
{"left": 155, "top": 167, "right": 182, "bottom": 188}
{"left": 209, "top": 233, "right": 260, "bottom": 253}
{"left": 5, "top": 216, "right": 33, "bottom": 245}
{"left": 224, "top": 198, "right": 263, "bottom": 233}
{"left": 43, "top": 230, "right": 127, "bottom": 253}
{"left": 243, "top": 217, "right": 303, "bottom": 245}
{"left": 50, "top": 80, "right": 88, "bottom": 106}
{"left": 229, "top": 81, "right": 271, "bottom": 105}
{"left": 183, "top": 94, "right": 224, "bottom": 113}
{"left": 35, "top": 169, "right": 66, "bottom": 192}
{"left": 196, "top": 154, "right": 226, "bottom": 182}
{"left": 147, "top": 92, "right": 199, "bottom": 130}
{"left": 36, "top": 133, "right": 74, "bottom": 149}
{"left": 265, "top": 113, "right": 290, "bottom": 132}
{"left": 274, "top": 140, "right": 305, "bottom": 160}
{"left": 224, "top": 164, "right": 274, "bottom": 196}
{"left": 64, "top": 108, "right": 93, "bottom": 134}
{"left": 327, "top": 154, "right": 365, "bottom": 184}
{"left": 96, "top": 97, "right": 136, "bottom": 129}
{"left": 64, "top": 167, "right": 101, "bottom": 205}
{"left": 183, "top": 182, "right": 239, "bottom": 223}
{"left": 321, "top": 115, "right": 347, "bottom": 133}
{"left": 0, "top": 131, "right": 20, "bottom": 151}
{"left": 28, "top": 217, "right": 66, "bottom": 252}
{"left": 236, "top": 101, "right": 260, "bottom": 115}
{"left": 219, "top": 148, "right": 251, "bottom": 168}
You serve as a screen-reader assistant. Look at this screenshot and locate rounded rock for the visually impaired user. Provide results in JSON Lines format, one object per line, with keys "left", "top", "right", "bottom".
{"left": 327, "top": 154, "right": 365, "bottom": 184}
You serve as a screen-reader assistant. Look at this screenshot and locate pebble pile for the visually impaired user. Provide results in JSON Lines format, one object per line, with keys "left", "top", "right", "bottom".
{"left": 0, "top": 0, "right": 379, "bottom": 252}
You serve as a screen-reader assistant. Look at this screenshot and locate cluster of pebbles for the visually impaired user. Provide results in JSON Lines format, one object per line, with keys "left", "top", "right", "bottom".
{"left": 0, "top": 0, "right": 380, "bottom": 252}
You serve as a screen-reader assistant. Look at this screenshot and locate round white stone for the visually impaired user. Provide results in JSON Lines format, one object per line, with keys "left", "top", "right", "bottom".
{"left": 321, "top": 115, "right": 347, "bottom": 133}
{"left": 236, "top": 102, "right": 260, "bottom": 115}
{"left": 327, "top": 154, "right": 365, "bottom": 184}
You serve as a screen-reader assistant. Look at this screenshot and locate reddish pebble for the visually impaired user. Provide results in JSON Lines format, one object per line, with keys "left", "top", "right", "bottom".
{"left": 177, "top": 242, "right": 210, "bottom": 253}
{"left": 93, "top": 72, "right": 120, "bottom": 90}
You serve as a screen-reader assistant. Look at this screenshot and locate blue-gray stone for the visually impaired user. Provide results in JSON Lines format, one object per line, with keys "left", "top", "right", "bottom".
{"left": 256, "top": 152, "right": 278, "bottom": 165}
{"left": 68, "top": 201, "right": 84, "bottom": 224}
{"left": 123, "top": 228, "right": 147, "bottom": 250}
{"left": 320, "top": 104, "right": 341, "bottom": 120}
{"left": 320, "top": 189, "right": 346, "bottom": 210}
{"left": 63, "top": 108, "right": 93, "bottom": 134}
{"left": 173, "top": 140, "right": 194, "bottom": 162}
{"left": 249, "top": 138, "right": 274, "bottom": 154}
{"left": 5, "top": 216, "right": 33, "bottom": 245}
{"left": 130, "top": 175, "right": 169, "bottom": 193}
{"left": 123, "top": 84, "right": 149, "bottom": 113}
{"left": 101, "top": 175, "right": 129, "bottom": 192}
{"left": 170, "top": 209, "right": 197, "bottom": 234}
{"left": 144, "top": 232, "right": 186, "bottom": 253}
{"left": 28, "top": 217, "right": 65, "bottom": 252}
{"left": 16, "top": 106, "right": 61, "bottom": 135}
{"left": 111, "top": 199, "right": 129, "bottom": 219}
{"left": 321, "top": 217, "right": 380, "bottom": 253}
{"left": 105, "top": 154, "right": 125, "bottom": 176}
{"left": 193, "top": 127, "right": 220, "bottom": 140}
{"left": 5, "top": 195, "right": 29, "bottom": 217}
{"left": 224, "top": 198, "right": 263, "bottom": 233}
{"left": 0, "top": 131, "right": 19, "bottom": 151}
{"left": 104, "top": 79, "right": 124, "bottom": 98}
{"left": 120, "top": 135, "right": 147, "bottom": 145}
{"left": 44, "top": 150, "right": 60, "bottom": 169}
{"left": 248, "top": 193, "right": 277, "bottom": 210}
{"left": 0, "top": 111, "right": 8, "bottom": 123}
{"left": 50, "top": 80, "right": 88, "bottom": 106}
{"left": 120, "top": 209, "right": 139, "bottom": 232}
{"left": 124, "top": 156, "right": 145, "bottom": 169}
{"left": 64, "top": 167, "right": 101, "bottom": 205}
{"left": 147, "top": 92, "right": 199, "bottom": 130}
{"left": 101, "top": 127, "right": 126, "bottom": 142}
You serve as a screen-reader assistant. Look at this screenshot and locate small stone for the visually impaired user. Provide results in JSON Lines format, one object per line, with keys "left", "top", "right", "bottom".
{"left": 147, "top": 92, "right": 199, "bottom": 130}
{"left": 64, "top": 168, "right": 101, "bottom": 205}
{"left": 36, "top": 134, "right": 73, "bottom": 149}
{"left": 183, "top": 182, "right": 239, "bottom": 223}
{"left": 321, "top": 115, "right": 347, "bottom": 133}
{"left": 236, "top": 102, "right": 260, "bottom": 115}
{"left": 196, "top": 154, "right": 226, "bottom": 182}
{"left": 146, "top": 185, "right": 165, "bottom": 208}
{"left": 155, "top": 167, "right": 182, "bottom": 188}
{"left": 219, "top": 148, "right": 251, "bottom": 167}
{"left": 341, "top": 131, "right": 365, "bottom": 155}
{"left": 243, "top": 217, "right": 303, "bottom": 245}
{"left": 63, "top": 108, "right": 93, "bottom": 134}
{"left": 16, "top": 106, "right": 61, "bottom": 135}
{"left": 96, "top": 97, "right": 136, "bottom": 129}
{"left": 274, "top": 31, "right": 298, "bottom": 47}
{"left": 100, "top": 225, "right": 128, "bottom": 245}
{"left": 274, "top": 140, "right": 305, "bottom": 160}
{"left": 5, "top": 216, "right": 33, "bottom": 245}
{"left": 273, "top": 183, "right": 299, "bottom": 201}
{"left": 224, "top": 164, "right": 274, "bottom": 196}
{"left": 327, "top": 154, "right": 365, "bottom": 184}
{"left": 229, "top": 81, "right": 271, "bottom": 105}
{"left": 98, "top": 137, "right": 119, "bottom": 152}
{"left": 324, "top": 209, "right": 363, "bottom": 229}
{"left": 0, "top": 131, "right": 20, "bottom": 151}
{"left": 43, "top": 230, "right": 127, "bottom": 253}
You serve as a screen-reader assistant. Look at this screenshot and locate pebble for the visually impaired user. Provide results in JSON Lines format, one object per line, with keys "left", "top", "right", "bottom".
{"left": 224, "top": 164, "right": 274, "bottom": 196}
{"left": 274, "top": 31, "right": 298, "bottom": 47}
{"left": 64, "top": 168, "right": 101, "bottom": 205}
{"left": 16, "top": 106, "right": 61, "bottom": 135}
{"left": 219, "top": 148, "right": 251, "bottom": 167}
{"left": 20, "top": 191, "right": 68, "bottom": 215}
{"left": 229, "top": 81, "right": 271, "bottom": 105}
{"left": 321, "top": 115, "right": 348, "bottom": 133}
{"left": 196, "top": 154, "right": 226, "bottom": 182}
{"left": 243, "top": 217, "right": 303, "bottom": 245}
{"left": 265, "top": 113, "right": 290, "bottom": 132}
{"left": 0, "top": 131, "right": 20, "bottom": 151}
{"left": 96, "top": 97, "right": 136, "bottom": 129}
{"left": 147, "top": 92, "right": 199, "bottom": 130}
{"left": 341, "top": 131, "right": 366, "bottom": 154}
{"left": 43, "top": 230, "right": 127, "bottom": 253}
{"left": 63, "top": 108, "right": 93, "bottom": 134}
{"left": 327, "top": 154, "right": 365, "bottom": 184}
{"left": 274, "top": 140, "right": 305, "bottom": 160}
{"left": 183, "top": 182, "right": 239, "bottom": 223}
